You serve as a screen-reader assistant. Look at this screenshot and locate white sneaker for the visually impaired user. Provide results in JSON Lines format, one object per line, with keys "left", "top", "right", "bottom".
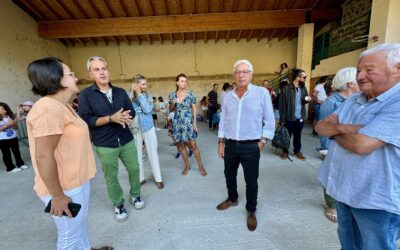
{"left": 114, "top": 204, "right": 128, "bottom": 222}
{"left": 156, "top": 128, "right": 161, "bottom": 131}
{"left": 130, "top": 196, "right": 145, "bottom": 209}
{"left": 20, "top": 165, "right": 30, "bottom": 170}
{"left": 8, "top": 168, "right": 22, "bottom": 173}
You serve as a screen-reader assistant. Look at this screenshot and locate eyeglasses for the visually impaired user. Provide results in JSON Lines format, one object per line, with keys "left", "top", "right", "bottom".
{"left": 234, "top": 70, "right": 252, "bottom": 75}
{"left": 64, "top": 72, "right": 75, "bottom": 78}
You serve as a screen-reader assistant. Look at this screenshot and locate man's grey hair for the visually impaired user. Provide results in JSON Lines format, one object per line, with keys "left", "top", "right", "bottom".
{"left": 87, "top": 56, "right": 108, "bottom": 71}
{"left": 360, "top": 43, "right": 400, "bottom": 71}
{"left": 233, "top": 59, "right": 253, "bottom": 73}
{"left": 331, "top": 67, "right": 357, "bottom": 91}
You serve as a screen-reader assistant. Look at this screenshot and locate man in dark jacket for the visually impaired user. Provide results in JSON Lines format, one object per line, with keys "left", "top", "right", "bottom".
{"left": 79, "top": 56, "right": 144, "bottom": 222}
{"left": 279, "top": 68, "right": 311, "bottom": 160}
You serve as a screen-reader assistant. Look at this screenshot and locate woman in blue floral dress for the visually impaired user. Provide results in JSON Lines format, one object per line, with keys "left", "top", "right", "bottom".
{"left": 168, "top": 74, "right": 207, "bottom": 176}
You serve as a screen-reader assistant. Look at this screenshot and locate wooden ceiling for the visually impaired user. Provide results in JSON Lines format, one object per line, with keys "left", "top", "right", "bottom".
{"left": 13, "top": 0, "right": 345, "bottom": 46}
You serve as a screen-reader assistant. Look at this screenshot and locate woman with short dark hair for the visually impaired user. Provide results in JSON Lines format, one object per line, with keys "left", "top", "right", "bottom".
{"left": 26, "top": 57, "right": 112, "bottom": 250}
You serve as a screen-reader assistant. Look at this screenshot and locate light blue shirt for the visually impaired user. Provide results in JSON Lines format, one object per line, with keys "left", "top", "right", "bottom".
{"left": 132, "top": 93, "right": 154, "bottom": 132}
{"left": 319, "top": 83, "right": 400, "bottom": 214}
{"left": 319, "top": 92, "right": 346, "bottom": 149}
{"left": 218, "top": 84, "right": 275, "bottom": 140}
{"left": 294, "top": 87, "right": 302, "bottom": 119}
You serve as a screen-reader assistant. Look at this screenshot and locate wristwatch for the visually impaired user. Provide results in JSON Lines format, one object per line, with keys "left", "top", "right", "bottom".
{"left": 259, "top": 137, "right": 268, "bottom": 144}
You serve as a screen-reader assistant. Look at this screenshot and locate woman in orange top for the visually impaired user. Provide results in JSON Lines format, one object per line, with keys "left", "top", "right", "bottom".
{"left": 26, "top": 57, "right": 112, "bottom": 250}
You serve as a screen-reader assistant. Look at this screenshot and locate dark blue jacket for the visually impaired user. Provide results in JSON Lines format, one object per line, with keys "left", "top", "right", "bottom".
{"left": 78, "top": 83, "right": 135, "bottom": 148}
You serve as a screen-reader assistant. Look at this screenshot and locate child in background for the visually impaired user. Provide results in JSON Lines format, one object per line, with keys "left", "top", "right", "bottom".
{"left": 212, "top": 104, "right": 221, "bottom": 129}
{"left": 0, "top": 102, "right": 30, "bottom": 173}
{"left": 16, "top": 100, "right": 34, "bottom": 121}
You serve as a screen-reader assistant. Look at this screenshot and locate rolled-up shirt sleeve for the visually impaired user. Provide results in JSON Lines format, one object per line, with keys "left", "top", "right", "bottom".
{"left": 261, "top": 90, "right": 275, "bottom": 140}
{"left": 218, "top": 97, "right": 227, "bottom": 138}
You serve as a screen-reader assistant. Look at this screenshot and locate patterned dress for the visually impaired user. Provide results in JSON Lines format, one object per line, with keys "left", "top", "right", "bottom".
{"left": 168, "top": 91, "right": 197, "bottom": 142}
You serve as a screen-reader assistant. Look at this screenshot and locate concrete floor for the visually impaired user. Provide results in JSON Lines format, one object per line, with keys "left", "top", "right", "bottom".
{"left": 0, "top": 122, "right": 340, "bottom": 250}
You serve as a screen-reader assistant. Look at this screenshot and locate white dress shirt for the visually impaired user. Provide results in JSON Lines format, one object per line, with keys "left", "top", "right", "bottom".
{"left": 218, "top": 83, "right": 275, "bottom": 140}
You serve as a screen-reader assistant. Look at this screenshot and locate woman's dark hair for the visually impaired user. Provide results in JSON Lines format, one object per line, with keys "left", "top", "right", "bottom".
{"left": 222, "top": 82, "right": 230, "bottom": 91}
{"left": 175, "top": 73, "right": 187, "bottom": 91}
{"left": 27, "top": 57, "right": 66, "bottom": 96}
{"left": 158, "top": 96, "right": 164, "bottom": 102}
{"left": 200, "top": 96, "right": 207, "bottom": 104}
{"left": 0, "top": 102, "right": 15, "bottom": 119}
{"left": 318, "top": 76, "right": 329, "bottom": 84}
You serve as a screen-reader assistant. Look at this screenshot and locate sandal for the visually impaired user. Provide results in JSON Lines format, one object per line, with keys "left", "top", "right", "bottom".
{"left": 324, "top": 207, "right": 337, "bottom": 223}
{"left": 182, "top": 167, "right": 190, "bottom": 175}
{"left": 156, "top": 182, "right": 164, "bottom": 189}
{"left": 200, "top": 168, "right": 207, "bottom": 177}
{"left": 91, "top": 246, "right": 114, "bottom": 250}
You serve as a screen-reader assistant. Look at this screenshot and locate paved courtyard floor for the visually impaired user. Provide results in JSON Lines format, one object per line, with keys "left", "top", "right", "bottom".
{"left": 0, "top": 122, "right": 341, "bottom": 250}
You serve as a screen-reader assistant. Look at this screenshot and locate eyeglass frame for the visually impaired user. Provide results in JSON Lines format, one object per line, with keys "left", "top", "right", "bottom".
{"left": 64, "top": 72, "right": 75, "bottom": 78}
{"left": 233, "top": 70, "right": 252, "bottom": 75}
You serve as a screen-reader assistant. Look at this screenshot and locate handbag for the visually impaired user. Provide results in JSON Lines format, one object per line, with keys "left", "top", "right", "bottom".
{"left": 129, "top": 115, "right": 140, "bottom": 134}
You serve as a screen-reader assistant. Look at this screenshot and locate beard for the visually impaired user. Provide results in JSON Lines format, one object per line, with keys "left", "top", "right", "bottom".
{"left": 299, "top": 80, "right": 305, "bottom": 86}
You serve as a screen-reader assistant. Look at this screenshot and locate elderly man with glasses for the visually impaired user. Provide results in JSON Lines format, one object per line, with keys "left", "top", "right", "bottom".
{"left": 216, "top": 59, "right": 275, "bottom": 231}
{"left": 279, "top": 68, "right": 311, "bottom": 160}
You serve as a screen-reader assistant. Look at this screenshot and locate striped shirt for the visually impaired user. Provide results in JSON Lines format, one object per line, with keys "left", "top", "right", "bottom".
{"left": 208, "top": 90, "right": 218, "bottom": 107}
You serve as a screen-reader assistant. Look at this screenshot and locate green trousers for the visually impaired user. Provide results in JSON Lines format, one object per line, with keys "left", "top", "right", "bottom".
{"left": 95, "top": 139, "right": 140, "bottom": 206}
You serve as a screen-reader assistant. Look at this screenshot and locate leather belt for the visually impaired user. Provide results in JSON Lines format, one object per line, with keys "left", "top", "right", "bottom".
{"left": 226, "top": 139, "right": 259, "bottom": 144}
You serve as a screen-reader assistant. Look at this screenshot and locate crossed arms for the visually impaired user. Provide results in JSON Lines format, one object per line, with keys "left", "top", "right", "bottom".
{"left": 315, "top": 114, "right": 384, "bottom": 155}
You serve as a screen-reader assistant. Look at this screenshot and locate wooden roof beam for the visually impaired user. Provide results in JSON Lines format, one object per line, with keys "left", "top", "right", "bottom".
{"left": 236, "top": 30, "right": 242, "bottom": 42}
{"left": 132, "top": 0, "right": 142, "bottom": 16}
{"left": 38, "top": 10, "right": 307, "bottom": 38}
{"left": 146, "top": 34, "right": 153, "bottom": 44}
{"left": 219, "top": 0, "right": 224, "bottom": 12}
{"left": 19, "top": 0, "right": 47, "bottom": 20}
{"left": 181, "top": 33, "right": 185, "bottom": 44}
{"left": 278, "top": 28, "right": 288, "bottom": 41}
{"left": 148, "top": 0, "right": 156, "bottom": 15}
{"left": 163, "top": 0, "right": 169, "bottom": 15}
{"left": 246, "top": 29, "right": 254, "bottom": 42}
{"left": 268, "top": 29, "right": 277, "bottom": 41}
{"left": 311, "top": 9, "right": 341, "bottom": 22}
{"left": 257, "top": 29, "right": 266, "bottom": 41}
{"left": 225, "top": 30, "right": 230, "bottom": 43}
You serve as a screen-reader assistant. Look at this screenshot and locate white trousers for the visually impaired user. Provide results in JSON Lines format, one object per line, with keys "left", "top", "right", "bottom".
{"left": 135, "top": 127, "right": 162, "bottom": 182}
{"left": 40, "top": 181, "right": 91, "bottom": 250}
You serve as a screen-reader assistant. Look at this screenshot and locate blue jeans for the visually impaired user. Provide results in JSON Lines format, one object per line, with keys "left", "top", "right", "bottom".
{"left": 313, "top": 103, "right": 321, "bottom": 120}
{"left": 320, "top": 136, "right": 329, "bottom": 150}
{"left": 336, "top": 201, "right": 400, "bottom": 250}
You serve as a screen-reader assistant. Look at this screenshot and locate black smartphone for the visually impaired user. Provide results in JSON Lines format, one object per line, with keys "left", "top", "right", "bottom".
{"left": 44, "top": 200, "right": 81, "bottom": 217}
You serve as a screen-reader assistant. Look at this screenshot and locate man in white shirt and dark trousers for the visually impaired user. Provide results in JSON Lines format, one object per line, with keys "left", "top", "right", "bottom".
{"left": 216, "top": 59, "right": 275, "bottom": 231}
